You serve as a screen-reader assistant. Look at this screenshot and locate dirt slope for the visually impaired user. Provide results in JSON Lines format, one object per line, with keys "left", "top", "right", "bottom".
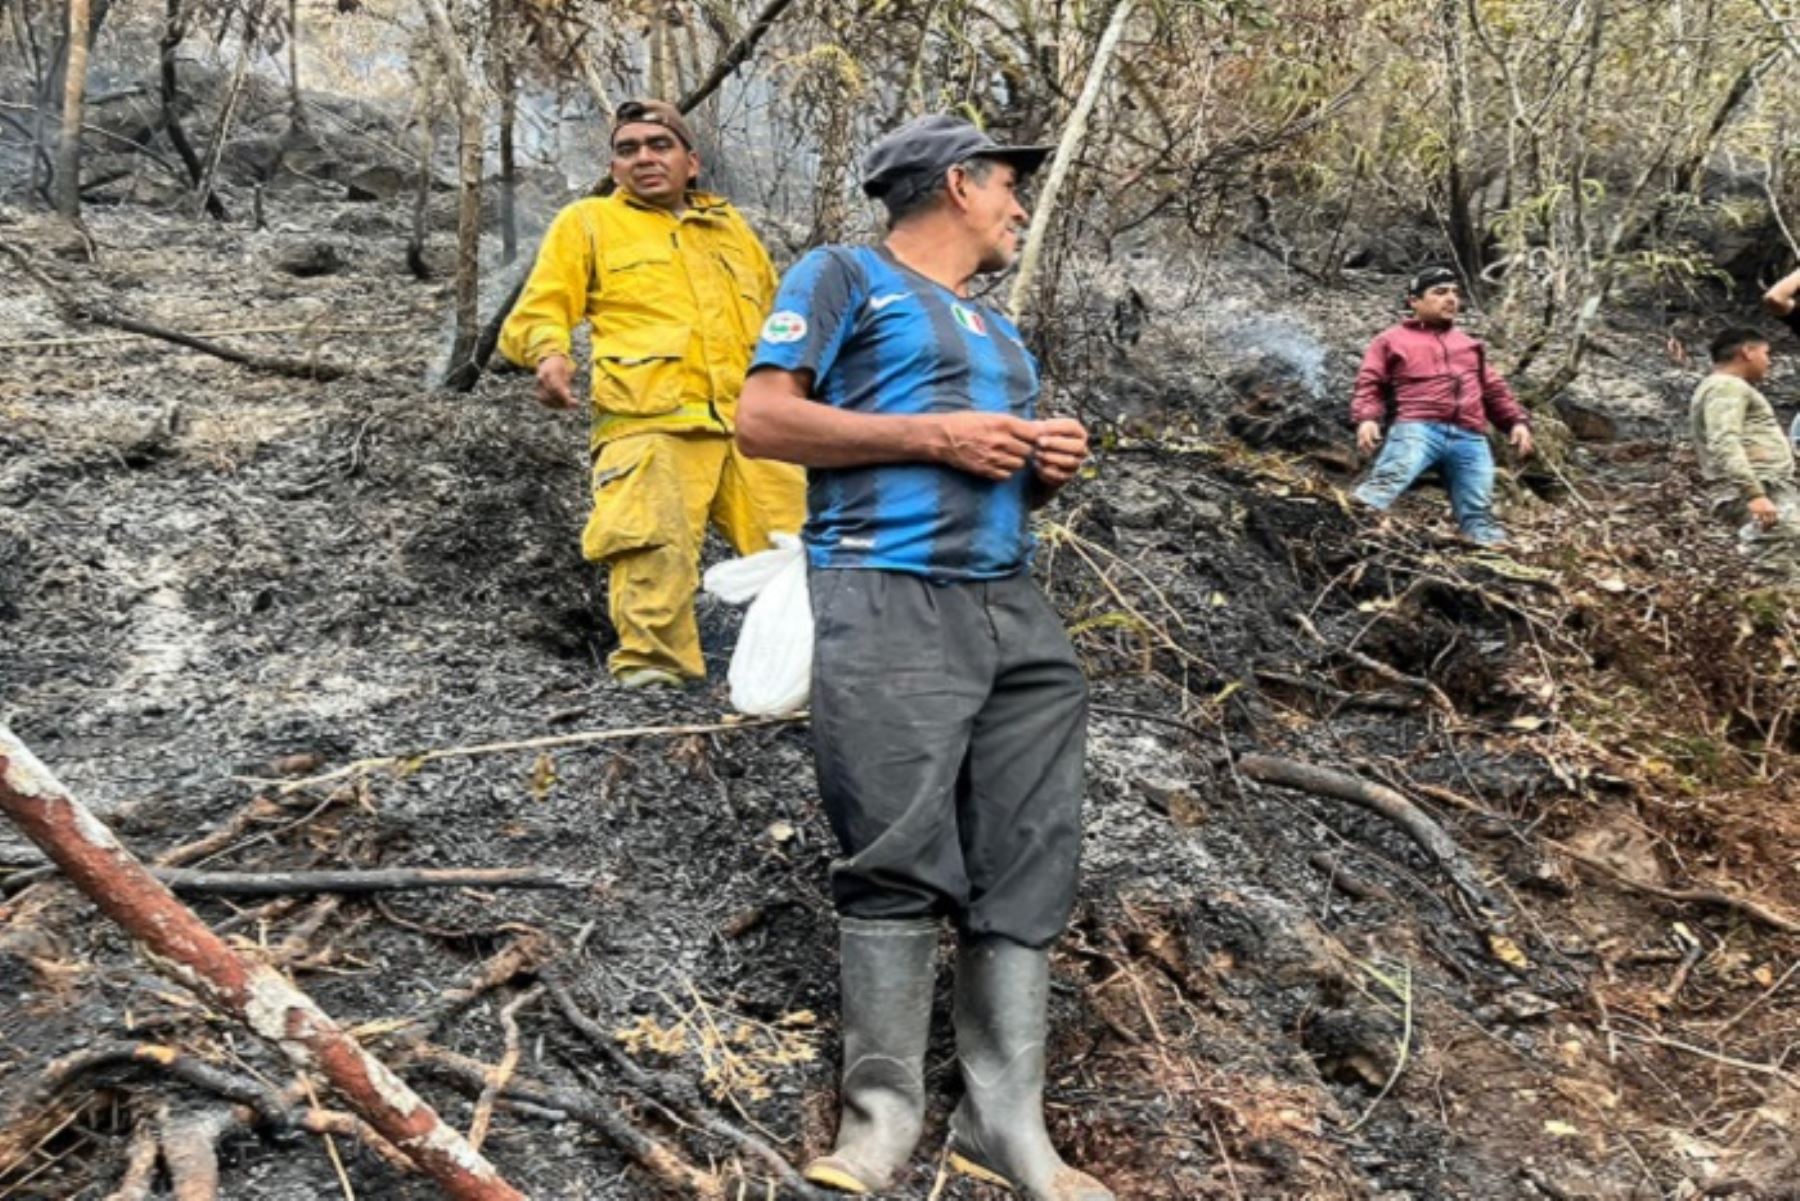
{"left": 2, "top": 191, "right": 1798, "bottom": 1201}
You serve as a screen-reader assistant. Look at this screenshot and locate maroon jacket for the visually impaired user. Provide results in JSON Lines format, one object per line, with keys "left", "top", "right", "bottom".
{"left": 1349, "top": 319, "right": 1529, "bottom": 434}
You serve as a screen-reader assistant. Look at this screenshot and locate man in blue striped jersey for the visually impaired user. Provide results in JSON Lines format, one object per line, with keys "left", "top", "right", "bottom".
{"left": 738, "top": 114, "right": 1110, "bottom": 1201}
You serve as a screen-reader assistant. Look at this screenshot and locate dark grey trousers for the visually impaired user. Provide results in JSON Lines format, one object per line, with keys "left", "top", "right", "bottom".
{"left": 808, "top": 568, "right": 1088, "bottom": 948}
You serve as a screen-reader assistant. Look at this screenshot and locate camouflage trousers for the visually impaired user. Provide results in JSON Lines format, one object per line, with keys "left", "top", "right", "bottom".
{"left": 1716, "top": 479, "right": 1800, "bottom": 585}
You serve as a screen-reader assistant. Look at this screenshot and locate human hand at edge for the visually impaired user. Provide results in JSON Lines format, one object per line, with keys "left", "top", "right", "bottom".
{"left": 1356, "top": 421, "right": 1383, "bottom": 455}
{"left": 535, "top": 354, "right": 578, "bottom": 410}
{"left": 1510, "top": 424, "right": 1535, "bottom": 459}
{"left": 936, "top": 411, "right": 1038, "bottom": 481}
{"left": 1750, "top": 495, "right": 1780, "bottom": 530}
{"left": 1029, "top": 416, "right": 1089, "bottom": 488}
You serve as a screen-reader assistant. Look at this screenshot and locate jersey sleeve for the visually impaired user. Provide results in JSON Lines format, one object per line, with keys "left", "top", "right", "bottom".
{"left": 749, "top": 247, "right": 864, "bottom": 390}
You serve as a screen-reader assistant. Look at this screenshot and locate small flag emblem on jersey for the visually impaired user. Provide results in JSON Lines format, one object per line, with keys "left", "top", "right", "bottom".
{"left": 951, "top": 303, "right": 988, "bottom": 337}
{"left": 762, "top": 311, "right": 808, "bottom": 343}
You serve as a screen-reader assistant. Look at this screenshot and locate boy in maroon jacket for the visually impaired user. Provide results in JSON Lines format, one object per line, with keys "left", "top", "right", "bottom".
{"left": 1350, "top": 267, "right": 1534, "bottom": 544}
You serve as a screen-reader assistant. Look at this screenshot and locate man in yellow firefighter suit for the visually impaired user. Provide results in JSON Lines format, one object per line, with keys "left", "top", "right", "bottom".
{"left": 500, "top": 99, "right": 805, "bottom": 688}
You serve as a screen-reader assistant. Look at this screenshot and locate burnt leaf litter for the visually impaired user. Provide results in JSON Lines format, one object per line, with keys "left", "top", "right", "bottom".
{"left": 4, "top": 112, "right": 1800, "bottom": 1201}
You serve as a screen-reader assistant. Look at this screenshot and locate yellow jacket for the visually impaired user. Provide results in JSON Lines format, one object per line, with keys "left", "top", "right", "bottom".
{"left": 499, "top": 190, "right": 778, "bottom": 450}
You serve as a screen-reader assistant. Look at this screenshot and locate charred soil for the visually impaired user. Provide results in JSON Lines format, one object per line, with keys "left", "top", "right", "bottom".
{"left": 3, "top": 189, "right": 1799, "bottom": 1201}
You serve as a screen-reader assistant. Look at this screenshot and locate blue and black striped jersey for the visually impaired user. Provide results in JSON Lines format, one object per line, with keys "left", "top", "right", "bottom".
{"left": 749, "top": 245, "right": 1040, "bottom": 581}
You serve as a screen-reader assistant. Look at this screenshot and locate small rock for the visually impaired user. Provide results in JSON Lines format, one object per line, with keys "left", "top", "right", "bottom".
{"left": 275, "top": 241, "right": 348, "bottom": 278}
{"left": 1498, "top": 990, "right": 1559, "bottom": 1021}
{"left": 271, "top": 752, "right": 324, "bottom": 776}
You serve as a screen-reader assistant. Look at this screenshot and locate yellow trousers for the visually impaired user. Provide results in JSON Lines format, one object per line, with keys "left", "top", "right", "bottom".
{"left": 582, "top": 431, "right": 806, "bottom": 680}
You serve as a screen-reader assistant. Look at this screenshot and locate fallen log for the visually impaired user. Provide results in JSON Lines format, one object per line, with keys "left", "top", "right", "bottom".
{"left": 0, "top": 240, "right": 372, "bottom": 383}
{"left": 0, "top": 724, "right": 527, "bottom": 1201}
{"left": 1237, "top": 753, "right": 1504, "bottom": 916}
{"left": 70, "top": 303, "right": 374, "bottom": 382}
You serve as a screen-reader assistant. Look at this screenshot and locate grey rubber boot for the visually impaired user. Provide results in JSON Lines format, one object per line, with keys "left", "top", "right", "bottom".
{"left": 947, "top": 937, "right": 1114, "bottom": 1201}
{"left": 804, "top": 917, "right": 938, "bottom": 1194}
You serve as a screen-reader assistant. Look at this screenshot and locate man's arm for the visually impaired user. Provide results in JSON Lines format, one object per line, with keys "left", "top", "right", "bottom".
{"left": 1476, "top": 344, "right": 1534, "bottom": 456}
{"left": 737, "top": 369, "right": 1036, "bottom": 481}
{"left": 1349, "top": 334, "right": 1391, "bottom": 454}
{"left": 1699, "top": 383, "right": 1765, "bottom": 502}
{"left": 1764, "top": 266, "right": 1800, "bottom": 318}
{"left": 498, "top": 205, "right": 595, "bottom": 409}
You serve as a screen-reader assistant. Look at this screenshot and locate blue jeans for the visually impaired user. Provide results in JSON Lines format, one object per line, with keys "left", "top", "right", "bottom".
{"left": 1354, "top": 421, "right": 1504, "bottom": 544}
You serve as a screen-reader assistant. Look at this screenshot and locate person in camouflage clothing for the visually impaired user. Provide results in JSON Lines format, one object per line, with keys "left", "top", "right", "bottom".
{"left": 1690, "top": 328, "right": 1800, "bottom": 583}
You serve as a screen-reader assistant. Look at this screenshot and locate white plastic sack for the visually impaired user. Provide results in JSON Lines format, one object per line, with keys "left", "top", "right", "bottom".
{"left": 703, "top": 533, "right": 812, "bottom": 716}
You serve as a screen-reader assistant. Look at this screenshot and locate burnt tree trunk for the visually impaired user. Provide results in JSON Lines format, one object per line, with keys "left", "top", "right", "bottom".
{"left": 191, "top": 0, "right": 263, "bottom": 218}
{"left": 1438, "top": 0, "right": 1484, "bottom": 288}
{"left": 497, "top": 55, "right": 518, "bottom": 266}
{"left": 285, "top": 0, "right": 305, "bottom": 132}
{"left": 54, "top": 0, "right": 92, "bottom": 218}
{"left": 419, "top": 0, "right": 483, "bottom": 376}
{"left": 160, "top": 0, "right": 229, "bottom": 220}
{"left": 408, "top": 63, "right": 437, "bottom": 280}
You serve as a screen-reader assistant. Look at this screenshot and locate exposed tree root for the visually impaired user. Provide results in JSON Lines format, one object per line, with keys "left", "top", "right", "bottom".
{"left": 159, "top": 1106, "right": 233, "bottom": 1201}
{"left": 100, "top": 1112, "right": 160, "bottom": 1201}
{"left": 468, "top": 985, "right": 541, "bottom": 1152}
{"left": 365, "top": 930, "right": 552, "bottom": 1047}
{"left": 1550, "top": 840, "right": 1800, "bottom": 935}
{"left": 1236, "top": 753, "right": 1504, "bottom": 917}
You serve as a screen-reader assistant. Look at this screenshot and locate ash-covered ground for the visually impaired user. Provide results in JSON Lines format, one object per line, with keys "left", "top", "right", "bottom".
{"left": 3, "top": 138, "right": 1800, "bottom": 1201}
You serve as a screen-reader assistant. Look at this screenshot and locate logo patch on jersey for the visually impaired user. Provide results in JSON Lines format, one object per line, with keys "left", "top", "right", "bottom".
{"left": 867, "top": 293, "right": 909, "bottom": 311}
{"left": 762, "top": 311, "right": 808, "bottom": 343}
{"left": 951, "top": 303, "right": 988, "bottom": 337}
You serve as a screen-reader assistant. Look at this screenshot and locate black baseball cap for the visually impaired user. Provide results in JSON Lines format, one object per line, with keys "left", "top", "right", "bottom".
{"left": 1407, "top": 265, "right": 1460, "bottom": 296}
{"left": 861, "top": 114, "right": 1052, "bottom": 214}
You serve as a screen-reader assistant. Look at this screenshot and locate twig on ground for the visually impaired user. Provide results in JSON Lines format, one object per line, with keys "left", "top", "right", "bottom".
{"left": 1346, "top": 961, "right": 1414, "bottom": 1133}
{"left": 1292, "top": 611, "right": 1457, "bottom": 715}
{"left": 1611, "top": 1029, "right": 1800, "bottom": 1086}
{"left": 299, "top": 1075, "right": 358, "bottom": 1201}
{"left": 0, "top": 242, "right": 374, "bottom": 384}
{"left": 153, "top": 797, "right": 287, "bottom": 868}
{"left": 243, "top": 715, "right": 806, "bottom": 793}
{"left": 363, "top": 932, "right": 552, "bottom": 1047}
{"left": 1713, "top": 958, "right": 1799, "bottom": 1035}
{"left": 410, "top": 1042, "right": 725, "bottom": 1198}
{"left": 0, "top": 324, "right": 385, "bottom": 352}
{"left": 152, "top": 865, "right": 584, "bottom": 897}
{"left": 469, "top": 986, "right": 543, "bottom": 1152}
{"left": 546, "top": 972, "right": 832, "bottom": 1200}
{"left": 1549, "top": 840, "right": 1800, "bottom": 935}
